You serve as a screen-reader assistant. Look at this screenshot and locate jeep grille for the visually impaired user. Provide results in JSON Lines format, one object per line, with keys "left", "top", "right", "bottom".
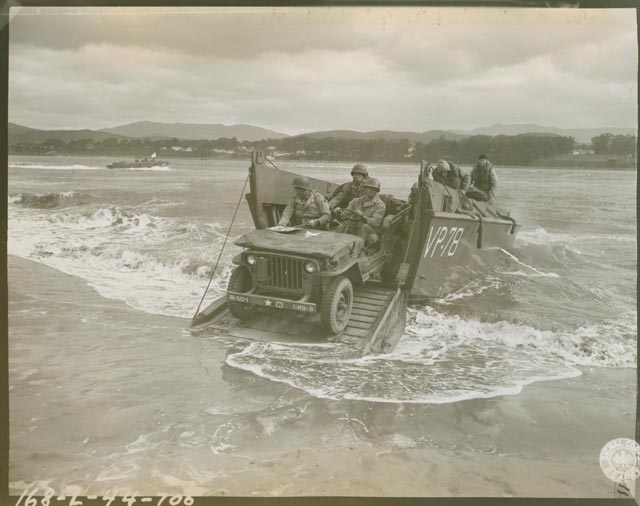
{"left": 256, "top": 255, "right": 304, "bottom": 292}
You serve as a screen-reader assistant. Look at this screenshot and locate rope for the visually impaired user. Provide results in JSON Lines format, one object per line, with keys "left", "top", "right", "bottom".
{"left": 192, "top": 173, "right": 250, "bottom": 319}
{"left": 266, "top": 157, "right": 280, "bottom": 170}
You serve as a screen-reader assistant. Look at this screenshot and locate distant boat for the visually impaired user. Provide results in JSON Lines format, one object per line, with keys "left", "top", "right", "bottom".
{"left": 107, "top": 153, "right": 169, "bottom": 169}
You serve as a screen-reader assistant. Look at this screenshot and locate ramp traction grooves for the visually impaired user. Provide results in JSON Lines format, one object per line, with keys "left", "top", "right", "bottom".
{"left": 343, "top": 286, "right": 396, "bottom": 339}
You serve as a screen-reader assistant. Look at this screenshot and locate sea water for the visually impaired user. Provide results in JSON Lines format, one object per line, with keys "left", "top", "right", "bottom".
{"left": 8, "top": 154, "right": 637, "bottom": 496}
{"left": 8, "top": 155, "right": 636, "bottom": 405}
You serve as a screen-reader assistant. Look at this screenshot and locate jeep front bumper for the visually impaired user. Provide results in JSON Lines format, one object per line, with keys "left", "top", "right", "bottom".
{"left": 227, "top": 291, "right": 317, "bottom": 314}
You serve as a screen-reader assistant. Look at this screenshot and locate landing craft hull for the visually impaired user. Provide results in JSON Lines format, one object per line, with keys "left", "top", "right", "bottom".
{"left": 192, "top": 153, "right": 518, "bottom": 354}
{"left": 402, "top": 168, "right": 519, "bottom": 300}
{"left": 411, "top": 212, "right": 517, "bottom": 299}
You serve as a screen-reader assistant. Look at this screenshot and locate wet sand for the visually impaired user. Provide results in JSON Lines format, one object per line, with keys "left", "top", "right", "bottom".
{"left": 9, "top": 255, "right": 636, "bottom": 498}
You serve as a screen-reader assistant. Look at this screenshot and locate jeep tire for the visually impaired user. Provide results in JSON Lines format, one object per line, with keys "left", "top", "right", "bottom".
{"left": 228, "top": 266, "right": 254, "bottom": 320}
{"left": 320, "top": 276, "right": 353, "bottom": 334}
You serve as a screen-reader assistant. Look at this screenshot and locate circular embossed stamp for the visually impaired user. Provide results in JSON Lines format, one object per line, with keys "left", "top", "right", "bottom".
{"left": 600, "top": 438, "right": 640, "bottom": 483}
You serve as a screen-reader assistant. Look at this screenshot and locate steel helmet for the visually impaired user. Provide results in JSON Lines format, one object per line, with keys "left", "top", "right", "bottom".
{"left": 364, "top": 177, "right": 381, "bottom": 191}
{"left": 292, "top": 176, "right": 311, "bottom": 190}
{"left": 437, "top": 160, "right": 450, "bottom": 172}
{"left": 351, "top": 164, "right": 369, "bottom": 177}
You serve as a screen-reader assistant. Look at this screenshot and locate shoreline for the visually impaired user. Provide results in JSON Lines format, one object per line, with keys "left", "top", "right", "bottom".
{"left": 8, "top": 254, "right": 637, "bottom": 497}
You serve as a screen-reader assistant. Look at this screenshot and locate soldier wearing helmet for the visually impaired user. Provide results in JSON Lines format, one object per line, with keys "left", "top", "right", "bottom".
{"left": 432, "top": 159, "right": 470, "bottom": 191}
{"left": 278, "top": 176, "right": 330, "bottom": 229}
{"left": 338, "top": 177, "right": 386, "bottom": 247}
{"left": 329, "top": 163, "right": 369, "bottom": 210}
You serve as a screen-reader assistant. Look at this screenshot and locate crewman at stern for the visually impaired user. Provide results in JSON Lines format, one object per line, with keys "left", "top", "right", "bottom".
{"left": 278, "top": 176, "right": 331, "bottom": 230}
{"left": 467, "top": 154, "right": 497, "bottom": 204}
{"left": 338, "top": 177, "right": 386, "bottom": 247}
{"left": 329, "top": 163, "right": 369, "bottom": 210}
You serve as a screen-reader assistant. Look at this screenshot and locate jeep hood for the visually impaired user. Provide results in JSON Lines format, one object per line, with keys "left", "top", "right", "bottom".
{"left": 234, "top": 229, "right": 364, "bottom": 258}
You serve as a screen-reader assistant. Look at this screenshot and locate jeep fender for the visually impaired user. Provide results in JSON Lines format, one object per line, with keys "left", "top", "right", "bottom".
{"left": 319, "top": 262, "right": 365, "bottom": 287}
{"left": 231, "top": 253, "right": 243, "bottom": 265}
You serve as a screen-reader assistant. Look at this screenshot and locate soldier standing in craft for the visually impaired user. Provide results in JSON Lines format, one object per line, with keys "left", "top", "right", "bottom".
{"left": 467, "top": 154, "right": 497, "bottom": 204}
{"left": 337, "top": 177, "right": 386, "bottom": 248}
{"left": 278, "top": 176, "right": 331, "bottom": 230}
{"left": 329, "top": 163, "right": 369, "bottom": 210}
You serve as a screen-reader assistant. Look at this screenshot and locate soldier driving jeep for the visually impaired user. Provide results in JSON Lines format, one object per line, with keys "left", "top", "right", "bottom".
{"left": 335, "top": 177, "right": 386, "bottom": 248}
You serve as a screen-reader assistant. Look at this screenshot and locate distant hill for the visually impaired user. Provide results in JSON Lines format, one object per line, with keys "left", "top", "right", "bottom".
{"left": 99, "top": 121, "right": 289, "bottom": 142}
{"left": 9, "top": 122, "right": 126, "bottom": 144}
{"left": 10, "top": 121, "right": 635, "bottom": 147}
{"left": 297, "top": 129, "right": 467, "bottom": 143}
{"left": 450, "top": 123, "right": 636, "bottom": 144}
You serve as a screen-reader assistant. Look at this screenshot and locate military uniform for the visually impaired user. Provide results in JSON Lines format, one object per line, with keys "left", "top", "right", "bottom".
{"left": 345, "top": 194, "right": 386, "bottom": 245}
{"left": 433, "top": 161, "right": 470, "bottom": 191}
{"left": 469, "top": 161, "right": 497, "bottom": 203}
{"left": 329, "top": 181, "right": 365, "bottom": 210}
{"left": 278, "top": 190, "right": 330, "bottom": 229}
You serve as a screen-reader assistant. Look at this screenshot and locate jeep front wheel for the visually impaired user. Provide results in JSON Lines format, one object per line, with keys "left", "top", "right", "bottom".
{"left": 228, "top": 266, "right": 254, "bottom": 320}
{"left": 320, "top": 276, "right": 353, "bottom": 334}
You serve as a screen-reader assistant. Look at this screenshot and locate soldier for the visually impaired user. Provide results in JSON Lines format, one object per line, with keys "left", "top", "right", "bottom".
{"left": 433, "top": 159, "right": 470, "bottom": 191}
{"left": 278, "top": 176, "right": 331, "bottom": 229}
{"left": 329, "top": 163, "right": 369, "bottom": 210}
{"left": 338, "top": 177, "right": 386, "bottom": 247}
{"left": 467, "top": 154, "right": 497, "bottom": 203}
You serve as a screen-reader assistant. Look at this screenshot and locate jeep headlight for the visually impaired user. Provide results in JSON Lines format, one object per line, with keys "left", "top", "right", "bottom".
{"left": 246, "top": 254, "right": 257, "bottom": 266}
{"left": 304, "top": 261, "right": 317, "bottom": 274}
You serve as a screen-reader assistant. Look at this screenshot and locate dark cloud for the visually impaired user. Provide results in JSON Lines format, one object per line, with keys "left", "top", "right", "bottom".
{"left": 9, "top": 8, "right": 367, "bottom": 59}
{"left": 8, "top": 7, "right": 637, "bottom": 132}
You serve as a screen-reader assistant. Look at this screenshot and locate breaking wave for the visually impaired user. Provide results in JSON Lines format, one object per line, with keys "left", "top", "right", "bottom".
{"left": 225, "top": 306, "right": 635, "bottom": 404}
{"left": 8, "top": 203, "right": 237, "bottom": 317}
{"left": 517, "top": 226, "right": 635, "bottom": 246}
{"left": 9, "top": 163, "right": 103, "bottom": 171}
{"left": 13, "top": 191, "right": 95, "bottom": 209}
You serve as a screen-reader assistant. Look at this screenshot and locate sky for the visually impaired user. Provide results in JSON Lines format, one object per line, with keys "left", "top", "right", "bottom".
{"left": 8, "top": 6, "right": 638, "bottom": 135}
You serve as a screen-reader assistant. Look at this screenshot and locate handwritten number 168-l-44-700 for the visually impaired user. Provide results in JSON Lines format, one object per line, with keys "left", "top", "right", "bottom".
{"left": 15, "top": 486, "right": 196, "bottom": 506}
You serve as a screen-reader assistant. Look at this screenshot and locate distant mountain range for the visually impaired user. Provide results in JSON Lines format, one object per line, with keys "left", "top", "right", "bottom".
{"left": 9, "top": 123, "right": 126, "bottom": 144}
{"left": 9, "top": 121, "right": 636, "bottom": 145}
{"left": 98, "top": 121, "right": 289, "bottom": 142}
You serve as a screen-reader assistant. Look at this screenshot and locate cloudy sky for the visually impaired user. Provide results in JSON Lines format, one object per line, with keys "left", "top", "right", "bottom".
{"left": 8, "top": 6, "right": 638, "bottom": 134}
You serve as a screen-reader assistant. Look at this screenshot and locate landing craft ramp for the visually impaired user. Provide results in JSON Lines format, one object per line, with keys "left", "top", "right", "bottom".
{"left": 191, "top": 284, "right": 406, "bottom": 355}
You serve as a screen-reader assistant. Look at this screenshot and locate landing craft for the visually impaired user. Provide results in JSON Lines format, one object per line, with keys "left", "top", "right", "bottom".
{"left": 107, "top": 153, "right": 169, "bottom": 169}
{"left": 191, "top": 150, "right": 519, "bottom": 354}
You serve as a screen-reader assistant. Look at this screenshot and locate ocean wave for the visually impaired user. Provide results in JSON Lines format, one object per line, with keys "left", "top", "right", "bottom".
{"left": 517, "top": 226, "right": 635, "bottom": 246}
{"left": 224, "top": 306, "right": 635, "bottom": 404}
{"left": 9, "top": 205, "right": 238, "bottom": 317}
{"left": 13, "top": 191, "right": 94, "bottom": 209}
{"left": 433, "top": 276, "right": 504, "bottom": 304}
{"left": 10, "top": 163, "right": 103, "bottom": 171}
{"left": 498, "top": 248, "right": 560, "bottom": 278}
{"left": 406, "top": 306, "right": 637, "bottom": 368}
{"left": 46, "top": 207, "right": 155, "bottom": 230}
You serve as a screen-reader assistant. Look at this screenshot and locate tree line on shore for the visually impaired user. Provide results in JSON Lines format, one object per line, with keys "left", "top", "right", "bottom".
{"left": 10, "top": 132, "right": 636, "bottom": 166}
